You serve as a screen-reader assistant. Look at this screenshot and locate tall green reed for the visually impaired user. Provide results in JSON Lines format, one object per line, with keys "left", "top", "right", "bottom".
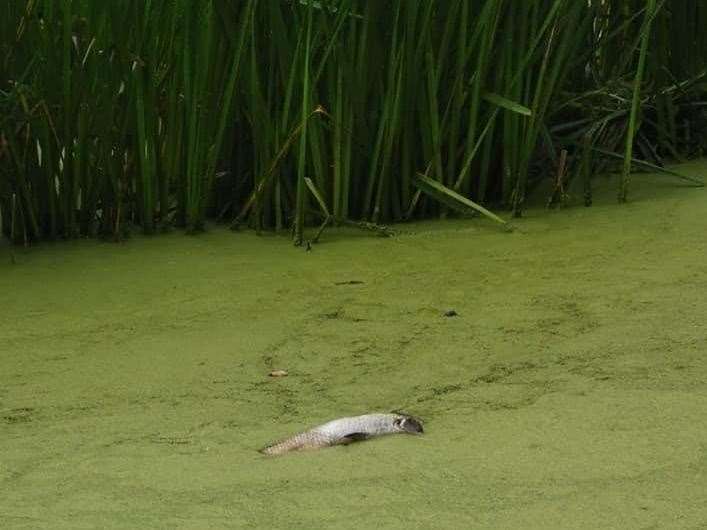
{"left": 1, "top": 0, "right": 704, "bottom": 245}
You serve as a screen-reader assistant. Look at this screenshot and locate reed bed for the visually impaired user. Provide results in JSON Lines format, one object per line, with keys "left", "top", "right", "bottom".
{"left": 1, "top": 0, "right": 705, "bottom": 245}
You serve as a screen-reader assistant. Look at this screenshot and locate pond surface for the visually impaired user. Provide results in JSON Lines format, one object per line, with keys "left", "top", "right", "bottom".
{"left": 1, "top": 162, "right": 706, "bottom": 529}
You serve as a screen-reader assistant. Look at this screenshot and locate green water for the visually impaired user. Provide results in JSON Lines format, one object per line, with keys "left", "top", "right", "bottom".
{"left": 2, "top": 163, "right": 706, "bottom": 529}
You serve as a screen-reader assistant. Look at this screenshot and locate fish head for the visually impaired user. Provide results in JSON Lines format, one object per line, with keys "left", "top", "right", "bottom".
{"left": 395, "top": 415, "right": 424, "bottom": 434}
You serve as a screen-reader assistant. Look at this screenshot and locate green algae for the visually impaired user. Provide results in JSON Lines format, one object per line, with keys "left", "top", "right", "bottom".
{"left": 1, "top": 161, "right": 707, "bottom": 529}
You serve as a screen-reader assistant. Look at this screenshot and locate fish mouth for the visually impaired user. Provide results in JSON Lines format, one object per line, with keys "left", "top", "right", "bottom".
{"left": 401, "top": 416, "right": 424, "bottom": 434}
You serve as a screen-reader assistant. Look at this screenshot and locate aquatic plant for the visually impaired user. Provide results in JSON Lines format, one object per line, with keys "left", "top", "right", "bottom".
{"left": 1, "top": 0, "right": 705, "bottom": 245}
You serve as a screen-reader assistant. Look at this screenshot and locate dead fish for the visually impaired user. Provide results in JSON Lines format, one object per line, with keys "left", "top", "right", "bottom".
{"left": 260, "top": 413, "right": 423, "bottom": 456}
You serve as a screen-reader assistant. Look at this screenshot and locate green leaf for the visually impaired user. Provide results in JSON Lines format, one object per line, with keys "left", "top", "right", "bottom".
{"left": 412, "top": 172, "right": 510, "bottom": 229}
{"left": 482, "top": 92, "right": 532, "bottom": 116}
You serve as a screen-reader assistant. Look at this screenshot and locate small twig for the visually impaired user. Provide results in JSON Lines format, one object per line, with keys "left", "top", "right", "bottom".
{"left": 547, "top": 149, "right": 568, "bottom": 208}
{"left": 114, "top": 202, "right": 122, "bottom": 242}
{"left": 9, "top": 193, "right": 17, "bottom": 263}
{"left": 311, "top": 215, "right": 331, "bottom": 243}
{"left": 232, "top": 106, "right": 330, "bottom": 230}
{"left": 335, "top": 217, "right": 396, "bottom": 237}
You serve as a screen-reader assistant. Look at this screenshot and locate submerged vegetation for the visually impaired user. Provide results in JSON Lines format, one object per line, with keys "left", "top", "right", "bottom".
{"left": 0, "top": 0, "right": 705, "bottom": 245}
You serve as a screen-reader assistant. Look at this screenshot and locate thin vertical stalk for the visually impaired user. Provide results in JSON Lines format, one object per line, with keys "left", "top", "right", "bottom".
{"left": 619, "top": 0, "right": 657, "bottom": 203}
{"left": 293, "top": 1, "right": 313, "bottom": 246}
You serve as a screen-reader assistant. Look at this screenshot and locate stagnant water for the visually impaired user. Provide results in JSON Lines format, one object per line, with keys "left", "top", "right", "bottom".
{"left": 1, "top": 161, "right": 706, "bottom": 529}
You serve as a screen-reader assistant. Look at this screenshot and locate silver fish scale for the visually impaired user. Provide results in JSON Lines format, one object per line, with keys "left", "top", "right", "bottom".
{"left": 262, "top": 413, "right": 404, "bottom": 455}
{"left": 312, "top": 413, "right": 401, "bottom": 440}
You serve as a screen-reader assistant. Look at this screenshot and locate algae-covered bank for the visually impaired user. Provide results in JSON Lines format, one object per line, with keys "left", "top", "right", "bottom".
{"left": 1, "top": 162, "right": 707, "bottom": 529}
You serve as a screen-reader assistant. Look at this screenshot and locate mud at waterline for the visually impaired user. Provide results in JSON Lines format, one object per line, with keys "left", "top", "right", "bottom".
{"left": 1, "top": 161, "right": 706, "bottom": 529}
